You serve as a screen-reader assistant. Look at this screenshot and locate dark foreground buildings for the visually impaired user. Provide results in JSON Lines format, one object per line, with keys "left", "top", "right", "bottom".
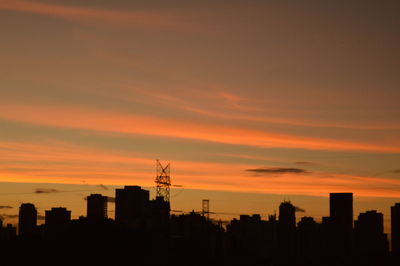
{"left": 329, "top": 192, "right": 353, "bottom": 258}
{"left": 87, "top": 193, "right": 108, "bottom": 219}
{"left": 0, "top": 188, "right": 399, "bottom": 266}
{"left": 354, "top": 210, "right": 388, "bottom": 259}
{"left": 391, "top": 203, "right": 400, "bottom": 255}
{"left": 18, "top": 203, "right": 37, "bottom": 237}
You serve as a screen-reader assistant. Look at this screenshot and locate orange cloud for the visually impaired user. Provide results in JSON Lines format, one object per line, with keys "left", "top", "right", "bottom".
{"left": 122, "top": 88, "right": 400, "bottom": 130}
{"left": 1, "top": 140, "right": 400, "bottom": 198}
{"left": 1, "top": 103, "right": 400, "bottom": 153}
{"left": 0, "top": 0, "right": 184, "bottom": 29}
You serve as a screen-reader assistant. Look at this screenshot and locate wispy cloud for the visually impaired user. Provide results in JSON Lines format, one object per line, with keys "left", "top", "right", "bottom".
{"left": 295, "top": 161, "right": 316, "bottom": 166}
{"left": 34, "top": 188, "right": 59, "bottom": 194}
{"left": 1, "top": 140, "right": 400, "bottom": 198}
{"left": 295, "top": 206, "right": 306, "bottom": 212}
{"left": 0, "top": 0, "right": 186, "bottom": 30}
{"left": 245, "top": 167, "right": 309, "bottom": 174}
{"left": 98, "top": 184, "right": 108, "bottom": 190}
{"left": 0, "top": 214, "right": 18, "bottom": 219}
{"left": 1, "top": 103, "right": 399, "bottom": 153}
{"left": 0, "top": 206, "right": 13, "bottom": 209}
{"left": 126, "top": 88, "right": 400, "bottom": 130}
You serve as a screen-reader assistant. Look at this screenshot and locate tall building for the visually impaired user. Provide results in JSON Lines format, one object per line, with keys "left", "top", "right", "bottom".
{"left": 329, "top": 193, "right": 353, "bottom": 256}
{"left": 391, "top": 203, "right": 400, "bottom": 254}
{"left": 115, "top": 186, "right": 150, "bottom": 224}
{"left": 45, "top": 207, "right": 71, "bottom": 228}
{"left": 277, "top": 201, "right": 296, "bottom": 260}
{"left": 149, "top": 196, "right": 170, "bottom": 224}
{"left": 18, "top": 203, "right": 37, "bottom": 236}
{"left": 354, "top": 210, "right": 388, "bottom": 257}
{"left": 279, "top": 201, "right": 296, "bottom": 228}
{"left": 297, "top": 217, "right": 319, "bottom": 262}
{"left": 87, "top": 194, "right": 108, "bottom": 219}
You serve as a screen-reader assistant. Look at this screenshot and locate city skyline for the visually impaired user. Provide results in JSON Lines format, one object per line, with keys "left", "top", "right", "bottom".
{"left": 1, "top": 187, "right": 398, "bottom": 265}
{"left": 0, "top": 181, "right": 398, "bottom": 238}
{"left": 5, "top": 188, "right": 397, "bottom": 240}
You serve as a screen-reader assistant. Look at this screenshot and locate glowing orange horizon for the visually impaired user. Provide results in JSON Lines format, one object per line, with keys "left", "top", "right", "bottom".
{"left": 1, "top": 103, "right": 399, "bottom": 153}
{"left": 1, "top": 140, "right": 400, "bottom": 198}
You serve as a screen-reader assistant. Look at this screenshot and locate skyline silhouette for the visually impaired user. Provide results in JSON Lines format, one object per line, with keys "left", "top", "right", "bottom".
{"left": 1, "top": 186, "right": 400, "bottom": 265}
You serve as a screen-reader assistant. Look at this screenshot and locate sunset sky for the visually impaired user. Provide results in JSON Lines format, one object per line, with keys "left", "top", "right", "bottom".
{"left": 0, "top": 0, "right": 399, "bottom": 230}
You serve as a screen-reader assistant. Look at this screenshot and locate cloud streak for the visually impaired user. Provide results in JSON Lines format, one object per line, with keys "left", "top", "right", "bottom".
{"left": 295, "top": 206, "right": 306, "bottom": 212}
{"left": 246, "top": 167, "right": 309, "bottom": 174}
{"left": 127, "top": 89, "right": 400, "bottom": 131}
{"left": 1, "top": 140, "right": 400, "bottom": 198}
{"left": 34, "top": 188, "right": 59, "bottom": 194}
{"left": 0, "top": 0, "right": 186, "bottom": 30}
{"left": 98, "top": 184, "right": 108, "bottom": 190}
{"left": 0, "top": 214, "right": 18, "bottom": 219}
{"left": 295, "top": 161, "right": 316, "bottom": 166}
{"left": 1, "top": 103, "right": 399, "bottom": 154}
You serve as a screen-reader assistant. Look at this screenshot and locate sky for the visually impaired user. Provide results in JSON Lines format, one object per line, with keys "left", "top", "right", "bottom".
{"left": 0, "top": 0, "right": 400, "bottom": 231}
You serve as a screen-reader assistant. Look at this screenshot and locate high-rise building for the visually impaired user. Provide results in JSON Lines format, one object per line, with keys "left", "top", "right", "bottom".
{"left": 115, "top": 186, "right": 150, "bottom": 224}
{"left": 149, "top": 196, "right": 170, "bottom": 224}
{"left": 18, "top": 203, "right": 37, "bottom": 236}
{"left": 279, "top": 201, "right": 296, "bottom": 228}
{"left": 330, "top": 193, "right": 353, "bottom": 229}
{"left": 87, "top": 194, "right": 108, "bottom": 219}
{"left": 297, "top": 217, "right": 319, "bottom": 261}
{"left": 391, "top": 203, "right": 400, "bottom": 254}
{"left": 354, "top": 210, "right": 388, "bottom": 256}
{"left": 277, "top": 201, "right": 296, "bottom": 260}
{"left": 45, "top": 207, "right": 71, "bottom": 228}
{"left": 329, "top": 193, "right": 353, "bottom": 256}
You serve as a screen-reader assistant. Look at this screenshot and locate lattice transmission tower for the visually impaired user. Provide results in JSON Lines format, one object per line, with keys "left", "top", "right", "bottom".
{"left": 155, "top": 160, "right": 171, "bottom": 202}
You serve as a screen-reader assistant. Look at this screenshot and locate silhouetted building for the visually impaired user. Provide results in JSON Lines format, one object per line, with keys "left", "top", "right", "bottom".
{"left": 87, "top": 194, "right": 108, "bottom": 219}
{"left": 171, "top": 211, "right": 223, "bottom": 265}
{"left": 297, "top": 216, "right": 320, "bottom": 262}
{"left": 45, "top": 207, "right": 71, "bottom": 228}
{"left": 279, "top": 201, "right": 296, "bottom": 227}
{"left": 43, "top": 207, "right": 71, "bottom": 240}
{"left": 320, "top": 216, "right": 334, "bottom": 259}
{"left": 18, "top": 203, "right": 37, "bottom": 236}
{"left": 329, "top": 193, "right": 353, "bottom": 256}
{"left": 226, "top": 214, "right": 272, "bottom": 264}
{"left": 115, "top": 186, "right": 149, "bottom": 225}
{"left": 149, "top": 196, "right": 170, "bottom": 224}
{"left": 391, "top": 203, "right": 400, "bottom": 254}
{"left": 3, "top": 224, "right": 16, "bottom": 241}
{"left": 354, "top": 210, "right": 388, "bottom": 258}
{"left": 278, "top": 201, "right": 296, "bottom": 261}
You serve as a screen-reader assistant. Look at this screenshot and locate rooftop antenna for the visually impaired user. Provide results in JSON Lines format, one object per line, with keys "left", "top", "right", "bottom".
{"left": 155, "top": 160, "right": 171, "bottom": 202}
